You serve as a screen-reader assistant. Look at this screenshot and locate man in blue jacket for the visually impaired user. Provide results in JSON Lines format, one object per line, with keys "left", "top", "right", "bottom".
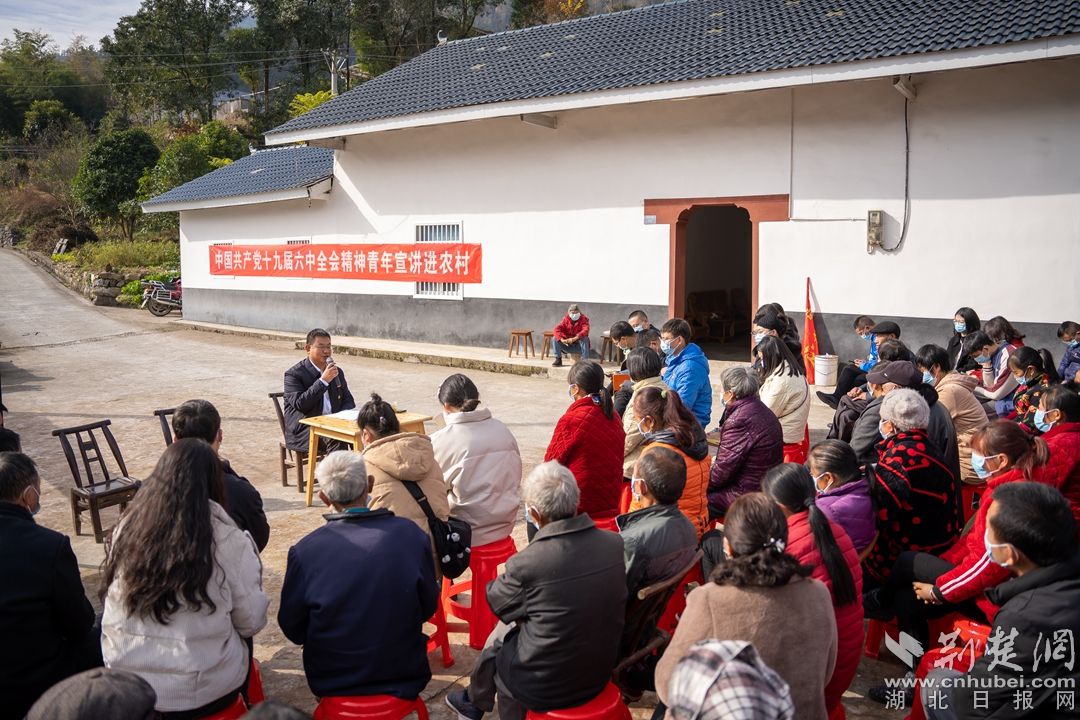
{"left": 659, "top": 318, "right": 712, "bottom": 428}
{"left": 278, "top": 451, "right": 438, "bottom": 701}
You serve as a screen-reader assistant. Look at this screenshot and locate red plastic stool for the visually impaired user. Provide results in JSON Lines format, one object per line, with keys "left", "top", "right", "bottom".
{"left": 782, "top": 425, "right": 810, "bottom": 464}
{"left": 425, "top": 602, "right": 455, "bottom": 668}
{"left": 246, "top": 658, "right": 265, "bottom": 705}
{"left": 314, "top": 695, "right": 429, "bottom": 720}
{"left": 863, "top": 618, "right": 899, "bottom": 660}
{"left": 906, "top": 620, "right": 990, "bottom": 720}
{"left": 525, "top": 683, "right": 631, "bottom": 719}
{"left": 198, "top": 695, "right": 247, "bottom": 720}
{"left": 442, "top": 536, "right": 518, "bottom": 650}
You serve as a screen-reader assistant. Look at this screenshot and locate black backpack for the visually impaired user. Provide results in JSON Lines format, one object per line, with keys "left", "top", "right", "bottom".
{"left": 403, "top": 482, "right": 472, "bottom": 579}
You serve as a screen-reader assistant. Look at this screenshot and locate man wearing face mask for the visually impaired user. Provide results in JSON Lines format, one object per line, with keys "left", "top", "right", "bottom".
{"left": 659, "top": 318, "right": 712, "bottom": 429}
{"left": 921, "top": 482, "right": 1080, "bottom": 720}
{"left": 278, "top": 451, "right": 438, "bottom": 703}
{"left": 0, "top": 452, "right": 102, "bottom": 720}
{"left": 551, "top": 304, "right": 591, "bottom": 367}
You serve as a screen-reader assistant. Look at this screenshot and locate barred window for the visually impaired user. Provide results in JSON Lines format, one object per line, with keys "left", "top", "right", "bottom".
{"left": 414, "top": 223, "right": 463, "bottom": 300}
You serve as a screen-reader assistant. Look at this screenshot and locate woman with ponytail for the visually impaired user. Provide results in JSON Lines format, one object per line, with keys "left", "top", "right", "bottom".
{"left": 1007, "top": 345, "right": 1059, "bottom": 431}
{"left": 431, "top": 374, "right": 522, "bottom": 547}
{"left": 762, "top": 464, "right": 863, "bottom": 715}
{"left": 544, "top": 360, "right": 625, "bottom": 518}
{"left": 358, "top": 392, "right": 451, "bottom": 573}
{"left": 627, "top": 385, "right": 710, "bottom": 537}
{"left": 864, "top": 421, "right": 1050, "bottom": 694}
{"left": 1032, "top": 385, "right": 1080, "bottom": 525}
{"left": 655, "top": 493, "right": 837, "bottom": 720}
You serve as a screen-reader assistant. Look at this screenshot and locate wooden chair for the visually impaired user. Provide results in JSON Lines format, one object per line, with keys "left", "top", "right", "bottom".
{"left": 152, "top": 407, "right": 175, "bottom": 446}
{"left": 51, "top": 420, "right": 141, "bottom": 544}
{"left": 507, "top": 329, "right": 535, "bottom": 358}
{"left": 600, "top": 331, "right": 616, "bottom": 363}
{"left": 613, "top": 549, "right": 704, "bottom": 699}
{"left": 269, "top": 392, "right": 309, "bottom": 492}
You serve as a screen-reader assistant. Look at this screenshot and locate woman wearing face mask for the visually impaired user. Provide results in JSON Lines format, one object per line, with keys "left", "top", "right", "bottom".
{"left": 806, "top": 440, "right": 875, "bottom": 554}
{"left": 864, "top": 421, "right": 1048, "bottom": 677}
{"left": 358, "top": 393, "right": 451, "bottom": 574}
{"left": 761, "top": 464, "right": 862, "bottom": 717}
{"left": 544, "top": 360, "right": 625, "bottom": 520}
{"left": 754, "top": 336, "right": 811, "bottom": 463}
{"left": 621, "top": 348, "right": 670, "bottom": 476}
{"left": 967, "top": 330, "right": 1019, "bottom": 419}
{"left": 1008, "top": 346, "right": 1059, "bottom": 432}
{"left": 751, "top": 305, "right": 805, "bottom": 375}
{"left": 916, "top": 344, "right": 990, "bottom": 484}
{"left": 627, "top": 385, "right": 710, "bottom": 538}
{"left": 946, "top": 307, "right": 981, "bottom": 372}
{"left": 1031, "top": 385, "right": 1080, "bottom": 525}
{"left": 1056, "top": 321, "right": 1080, "bottom": 383}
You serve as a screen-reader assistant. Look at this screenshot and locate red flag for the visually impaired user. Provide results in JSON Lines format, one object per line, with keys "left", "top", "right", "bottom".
{"left": 803, "top": 277, "right": 819, "bottom": 379}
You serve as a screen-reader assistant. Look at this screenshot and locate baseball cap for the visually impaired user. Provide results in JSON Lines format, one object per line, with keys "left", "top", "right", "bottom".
{"left": 866, "top": 360, "right": 922, "bottom": 388}
{"left": 27, "top": 668, "right": 157, "bottom": 720}
{"left": 870, "top": 321, "right": 901, "bottom": 337}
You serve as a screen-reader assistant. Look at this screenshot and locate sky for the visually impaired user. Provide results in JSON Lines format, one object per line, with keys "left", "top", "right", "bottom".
{"left": 0, "top": 0, "right": 142, "bottom": 50}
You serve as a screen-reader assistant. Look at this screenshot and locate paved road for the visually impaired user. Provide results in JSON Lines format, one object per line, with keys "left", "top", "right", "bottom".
{"left": 0, "top": 248, "right": 902, "bottom": 718}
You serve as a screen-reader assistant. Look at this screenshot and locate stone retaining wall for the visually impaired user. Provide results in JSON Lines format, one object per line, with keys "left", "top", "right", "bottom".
{"left": 13, "top": 248, "right": 144, "bottom": 307}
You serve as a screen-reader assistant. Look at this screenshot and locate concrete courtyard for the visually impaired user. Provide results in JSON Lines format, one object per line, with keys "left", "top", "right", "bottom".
{"left": 0, "top": 248, "right": 906, "bottom": 718}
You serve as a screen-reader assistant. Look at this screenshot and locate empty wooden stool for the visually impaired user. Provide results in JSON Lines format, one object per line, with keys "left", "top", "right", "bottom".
{"left": 508, "top": 329, "right": 535, "bottom": 358}
{"left": 442, "top": 536, "right": 518, "bottom": 649}
{"left": 600, "top": 330, "right": 615, "bottom": 363}
{"left": 540, "top": 331, "right": 555, "bottom": 360}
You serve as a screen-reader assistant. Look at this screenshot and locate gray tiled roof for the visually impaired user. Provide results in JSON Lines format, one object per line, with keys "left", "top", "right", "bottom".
{"left": 266, "top": 0, "right": 1080, "bottom": 138}
{"left": 142, "top": 146, "right": 335, "bottom": 208}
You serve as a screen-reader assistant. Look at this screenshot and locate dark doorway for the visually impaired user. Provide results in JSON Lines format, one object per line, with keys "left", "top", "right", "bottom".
{"left": 682, "top": 205, "right": 752, "bottom": 361}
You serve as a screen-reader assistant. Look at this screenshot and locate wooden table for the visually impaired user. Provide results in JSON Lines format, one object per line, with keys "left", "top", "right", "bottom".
{"left": 299, "top": 411, "right": 432, "bottom": 507}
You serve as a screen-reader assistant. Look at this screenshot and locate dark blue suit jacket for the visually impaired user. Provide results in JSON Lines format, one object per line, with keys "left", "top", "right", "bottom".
{"left": 283, "top": 358, "right": 356, "bottom": 453}
{"left": 277, "top": 508, "right": 438, "bottom": 699}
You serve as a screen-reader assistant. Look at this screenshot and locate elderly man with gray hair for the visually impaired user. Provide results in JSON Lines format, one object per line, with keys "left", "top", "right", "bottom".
{"left": 447, "top": 461, "right": 626, "bottom": 720}
{"left": 707, "top": 366, "right": 784, "bottom": 518}
{"left": 278, "top": 451, "right": 438, "bottom": 702}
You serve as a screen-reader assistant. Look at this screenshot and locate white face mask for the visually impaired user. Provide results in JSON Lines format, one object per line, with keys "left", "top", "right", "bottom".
{"left": 813, "top": 473, "right": 834, "bottom": 494}
{"left": 24, "top": 485, "right": 41, "bottom": 516}
{"left": 630, "top": 477, "right": 644, "bottom": 502}
{"left": 983, "top": 529, "right": 1012, "bottom": 568}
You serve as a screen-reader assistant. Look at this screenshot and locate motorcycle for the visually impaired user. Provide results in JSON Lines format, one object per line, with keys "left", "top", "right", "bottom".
{"left": 140, "top": 278, "right": 182, "bottom": 317}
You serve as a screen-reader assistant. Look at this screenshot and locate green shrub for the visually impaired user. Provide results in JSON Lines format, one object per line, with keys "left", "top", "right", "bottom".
{"left": 52, "top": 251, "right": 77, "bottom": 264}
{"left": 121, "top": 271, "right": 178, "bottom": 298}
{"left": 73, "top": 240, "right": 179, "bottom": 271}
{"left": 120, "top": 279, "right": 142, "bottom": 297}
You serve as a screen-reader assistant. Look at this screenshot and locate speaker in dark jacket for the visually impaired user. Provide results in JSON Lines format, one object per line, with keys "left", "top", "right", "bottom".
{"left": 283, "top": 358, "right": 356, "bottom": 453}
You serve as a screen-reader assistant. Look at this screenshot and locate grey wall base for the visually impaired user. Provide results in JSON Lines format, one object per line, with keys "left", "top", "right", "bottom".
{"left": 814, "top": 313, "right": 1065, "bottom": 366}
{"left": 184, "top": 287, "right": 667, "bottom": 348}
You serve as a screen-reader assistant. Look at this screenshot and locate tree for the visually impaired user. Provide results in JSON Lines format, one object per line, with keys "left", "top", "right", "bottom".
{"left": 72, "top": 129, "right": 160, "bottom": 241}
{"left": 289, "top": 90, "right": 334, "bottom": 118}
{"left": 102, "top": 0, "right": 245, "bottom": 123}
{"left": 22, "top": 100, "right": 79, "bottom": 144}
{"left": 544, "top": 0, "right": 586, "bottom": 21}
{"left": 196, "top": 120, "right": 247, "bottom": 161}
{"left": 510, "top": 0, "right": 546, "bottom": 28}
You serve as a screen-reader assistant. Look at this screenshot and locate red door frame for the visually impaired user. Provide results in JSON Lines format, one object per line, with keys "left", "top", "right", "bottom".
{"left": 643, "top": 194, "right": 790, "bottom": 319}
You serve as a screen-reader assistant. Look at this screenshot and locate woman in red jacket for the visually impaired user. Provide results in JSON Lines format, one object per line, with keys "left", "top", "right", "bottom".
{"left": 762, "top": 464, "right": 862, "bottom": 716}
{"left": 865, "top": 421, "right": 1049, "bottom": 652}
{"left": 544, "top": 360, "right": 625, "bottom": 522}
{"left": 1032, "top": 385, "right": 1080, "bottom": 526}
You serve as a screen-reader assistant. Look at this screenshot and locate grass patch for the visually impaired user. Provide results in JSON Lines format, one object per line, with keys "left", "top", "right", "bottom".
{"left": 73, "top": 240, "right": 180, "bottom": 270}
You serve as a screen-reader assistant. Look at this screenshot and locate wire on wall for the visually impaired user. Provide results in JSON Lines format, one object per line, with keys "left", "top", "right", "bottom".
{"left": 877, "top": 96, "right": 911, "bottom": 252}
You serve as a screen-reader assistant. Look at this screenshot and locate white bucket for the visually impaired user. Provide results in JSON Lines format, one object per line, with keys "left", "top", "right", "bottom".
{"left": 814, "top": 354, "right": 839, "bottom": 387}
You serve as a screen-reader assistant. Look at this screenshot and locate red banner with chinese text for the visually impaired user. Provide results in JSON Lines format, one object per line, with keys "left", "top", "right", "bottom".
{"left": 209, "top": 243, "right": 482, "bottom": 283}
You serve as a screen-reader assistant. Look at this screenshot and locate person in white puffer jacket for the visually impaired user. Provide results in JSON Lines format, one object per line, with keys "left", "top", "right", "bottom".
{"left": 430, "top": 374, "right": 522, "bottom": 547}
{"left": 101, "top": 439, "right": 268, "bottom": 718}
{"left": 755, "top": 336, "right": 812, "bottom": 462}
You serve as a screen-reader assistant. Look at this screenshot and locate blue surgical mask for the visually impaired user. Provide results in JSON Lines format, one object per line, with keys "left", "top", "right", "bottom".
{"left": 567, "top": 386, "right": 576, "bottom": 400}
{"left": 859, "top": 333, "right": 872, "bottom": 341}
{"left": 922, "top": 371, "right": 934, "bottom": 385}
{"left": 569, "top": 312, "right": 580, "bottom": 322}
{"left": 954, "top": 322, "right": 966, "bottom": 334}
{"left": 1013, "top": 374, "right": 1027, "bottom": 387}
{"left": 633, "top": 324, "right": 644, "bottom": 333}
{"left": 753, "top": 333, "right": 766, "bottom": 345}
{"left": 660, "top": 339, "right": 674, "bottom": 356}
{"left": 1034, "top": 409, "right": 1055, "bottom": 434}
{"left": 974, "top": 354, "right": 991, "bottom": 364}
{"left": 1070, "top": 339, "right": 1079, "bottom": 349}
{"left": 983, "top": 529, "right": 1011, "bottom": 568}
{"left": 971, "top": 451, "right": 997, "bottom": 480}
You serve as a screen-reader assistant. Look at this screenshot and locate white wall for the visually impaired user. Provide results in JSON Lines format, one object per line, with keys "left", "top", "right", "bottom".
{"left": 181, "top": 55, "right": 1080, "bottom": 326}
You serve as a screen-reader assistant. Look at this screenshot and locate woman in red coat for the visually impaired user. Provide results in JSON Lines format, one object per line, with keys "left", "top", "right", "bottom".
{"left": 544, "top": 360, "right": 625, "bottom": 521}
{"left": 1032, "top": 386, "right": 1080, "bottom": 527}
{"left": 762, "top": 463, "right": 862, "bottom": 716}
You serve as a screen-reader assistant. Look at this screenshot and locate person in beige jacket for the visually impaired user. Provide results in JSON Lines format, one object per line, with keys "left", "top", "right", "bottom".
{"left": 656, "top": 493, "right": 837, "bottom": 720}
{"left": 917, "top": 344, "right": 990, "bottom": 483}
{"left": 430, "top": 374, "right": 522, "bottom": 547}
{"left": 755, "top": 337, "right": 811, "bottom": 448}
{"left": 622, "top": 347, "right": 670, "bottom": 477}
{"left": 358, "top": 393, "right": 450, "bottom": 573}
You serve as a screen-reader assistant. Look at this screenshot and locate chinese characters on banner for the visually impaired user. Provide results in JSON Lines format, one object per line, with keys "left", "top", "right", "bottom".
{"left": 209, "top": 243, "right": 482, "bottom": 283}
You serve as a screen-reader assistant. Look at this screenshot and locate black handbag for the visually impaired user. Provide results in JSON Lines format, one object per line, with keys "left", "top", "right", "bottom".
{"left": 403, "top": 481, "right": 472, "bottom": 579}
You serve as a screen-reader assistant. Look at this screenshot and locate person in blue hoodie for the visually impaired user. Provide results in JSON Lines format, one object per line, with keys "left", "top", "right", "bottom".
{"left": 659, "top": 318, "right": 712, "bottom": 429}
{"left": 1058, "top": 321, "right": 1080, "bottom": 384}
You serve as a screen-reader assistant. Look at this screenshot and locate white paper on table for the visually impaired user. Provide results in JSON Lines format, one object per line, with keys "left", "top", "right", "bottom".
{"left": 326, "top": 409, "right": 360, "bottom": 421}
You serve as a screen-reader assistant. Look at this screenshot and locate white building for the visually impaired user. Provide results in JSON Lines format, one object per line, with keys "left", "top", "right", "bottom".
{"left": 143, "top": 0, "right": 1080, "bottom": 360}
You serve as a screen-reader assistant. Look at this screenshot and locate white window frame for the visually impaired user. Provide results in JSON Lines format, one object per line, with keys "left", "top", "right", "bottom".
{"left": 413, "top": 223, "right": 464, "bottom": 300}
